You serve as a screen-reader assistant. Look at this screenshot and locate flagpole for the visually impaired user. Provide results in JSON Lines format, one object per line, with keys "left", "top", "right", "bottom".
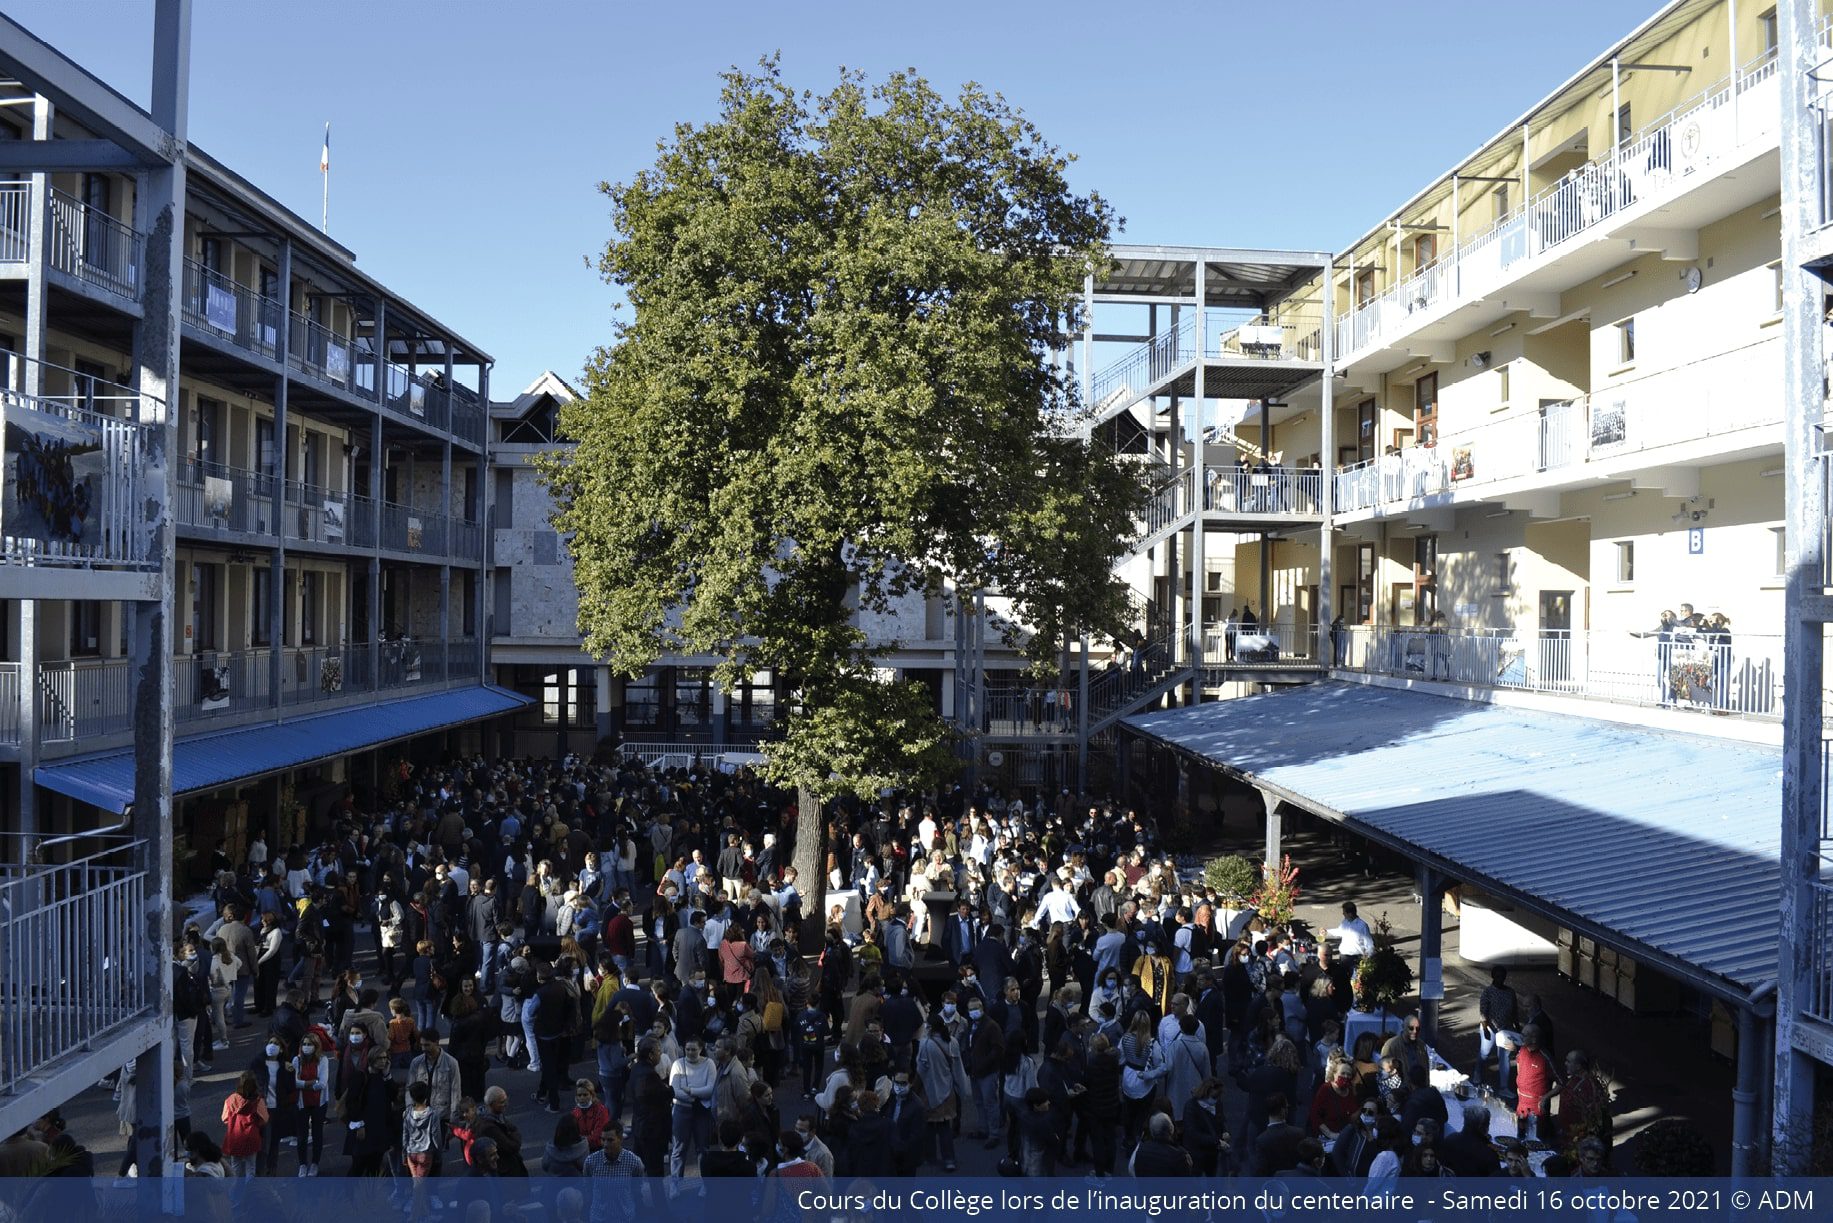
{"left": 320, "top": 121, "right": 329, "bottom": 233}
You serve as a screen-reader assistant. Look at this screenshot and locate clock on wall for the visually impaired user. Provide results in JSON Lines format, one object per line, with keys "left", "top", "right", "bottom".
{"left": 1684, "top": 266, "right": 1702, "bottom": 294}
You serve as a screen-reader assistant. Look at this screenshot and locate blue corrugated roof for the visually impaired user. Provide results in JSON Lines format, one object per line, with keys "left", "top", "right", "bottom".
{"left": 36, "top": 685, "right": 532, "bottom": 813}
{"left": 1123, "top": 683, "right": 1783, "bottom": 997}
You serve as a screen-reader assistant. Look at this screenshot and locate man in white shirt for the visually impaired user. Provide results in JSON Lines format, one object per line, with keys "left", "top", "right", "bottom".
{"left": 1329, "top": 901, "right": 1376, "bottom": 976}
{"left": 1034, "top": 879, "right": 1080, "bottom": 929}
{"left": 917, "top": 811, "right": 938, "bottom": 854}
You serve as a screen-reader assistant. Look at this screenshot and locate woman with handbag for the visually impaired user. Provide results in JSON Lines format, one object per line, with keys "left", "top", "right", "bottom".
{"left": 1118, "top": 1011, "right": 1168, "bottom": 1149}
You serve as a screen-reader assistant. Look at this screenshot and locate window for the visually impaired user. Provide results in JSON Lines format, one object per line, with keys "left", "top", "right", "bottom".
{"left": 1615, "top": 541, "right": 1635, "bottom": 585}
{"left": 1762, "top": 8, "right": 1779, "bottom": 54}
{"left": 258, "top": 266, "right": 280, "bottom": 347}
{"left": 256, "top": 417, "right": 276, "bottom": 479}
{"left": 1497, "top": 364, "right": 1511, "bottom": 407}
{"left": 200, "top": 236, "right": 224, "bottom": 275}
{"left": 674, "top": 666, "right": 711, "bottom": 730}
{"left": 1616, "top": 103, "right": 1632, "bottom": 146}
{"left": 192, "top": 561, "right": 219, "bottom": 651}
{"left": 733, "top": 669, "right": 777, "bottom": 733}
{"left": 195, "top": 397, "right": 222, "bottom": 466}
{"left": 1356, "top": 400, "right": 1377, "bottom": 463}
{"left": 70, "top": 601, "right": 104, "bottom": 656}
{"left": 1413, "top": 233, "right": 1436, "bottom": 271}
{"left": 301, "top": 571, "right": 320, "bottom": 645}
{"left": 1494, "top": 185, "right": 1509, "bottom": 220}
{"left": 1774, "top": 525, "right": 1788, "bottom": 578}
{"left": 1772, "top": 260, "right": 1785, "bottom": 315}
{"left": 1355, "top": 268, "right": 1375, "bottom": 307}
{"left": 1355, "top": 543, "right": 1376, "bottom": 623}
{"left": 542, "top": 669, "right": 583, "bottom": 726}
{"left": 462, "top": 570, "right": 477, "bottom": 637}
{"left": 252, "top": 568, "right": 271, "bottom": 646}
{"left": 1494, "top": 551, "right": 1512, "bottom": 595}
{"left": 622, "top": 674, "right": 660, "bottom": 729}
{"left": 1615, "top": 317, "right": 1636, "bottom": 365}
{"left": 74, "top": 359, "right": 107, "bottom": 415}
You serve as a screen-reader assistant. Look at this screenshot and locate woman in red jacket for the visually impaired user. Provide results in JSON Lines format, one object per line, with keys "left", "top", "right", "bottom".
{"left": 1308, "top": 1060, "right": 1361, "bottom": 1143}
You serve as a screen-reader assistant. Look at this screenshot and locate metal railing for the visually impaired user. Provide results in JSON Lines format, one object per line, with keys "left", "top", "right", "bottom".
{"left": 0, "top": 834, "right": 151, "bottom": 1095}
{"left": 1337, "top": 46, "right": 1783, "bottom": 361}
{"left": 174, "top": 459, "right": 277, "bottom": 535}
{"left": 1086, "top": 622, "right": 1186, "bottom": 726}
{"left": 1212, "top": 306, "right": 1325, "bottom": 364}
{"left": 177, "top": 648, "right": 275, "bottom": 722}
{"left": 182, "top": 259, "right": 282, "bottom": 362}
{"left": 37, "top": 656, "right": 135, "bottom": 742}
{"left": 0, "top": 355, "right": 157, "bottom": 569}
{"left": 381, "top": 500, "right": 447, "bottom": 554}
{"left": 1140, "top": 468, "right": 1197, "bottom": 542}
{"left": 1201, "top": 620, "right": 1316, "bottom": 666}
{"left": 983, "top": 683, "right": 1079, "bottom": 735}
{"left": 283, "top": 480, "right": 355, "bottom": 547}
{"left": 1201, "top": 465, "right": 1323, "bottom": 516}
{"left": 450, "top": 517, "right": 484, "bottom": 561}
{"left": 1808, "top": 881, "right": 1833, "bottom": 1024}
{"left": 46, "top": 187, "right": 141, "bottom": 299}
{"left": 288, "top": 310, "right": 359, "bottom": 391}
{"left": 0, "top": 663, "right": 19, "bottom": 745}
{"left": 0, "top": 181, "right": 29, "bottom": 264}
{"left": 1334, "top": 338, "right": 1780, "bottom": 515}
{"left": 1336, "top": 624, "right": 1783, "bottom": 719}
{"left": 1090, "top": 315, "right": 1196, "bottom": 409}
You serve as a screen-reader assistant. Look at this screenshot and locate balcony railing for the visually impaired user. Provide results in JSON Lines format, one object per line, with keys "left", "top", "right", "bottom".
{"left": 1333, "top": 338, "right": 1779, "bottom": 515}
{"left": 451, "top": 517, "right": 484, "bottom": 561}
{"left": 46, "top": 187, "right": 141, "bottom": 300}
{"left": 288, "top": 310, "right": 359, "bottom": 392}
{"left": 1201, "top": 620, "right": 1316, "bottom": 666}
{"left": 41, "top": 636, "right": 485, "bottom": 744}
{"left": 1092, "top": 315, "right": 1197, "bottom": 413}
{"left": 982, "top": 683, "right": 1079, "bottom": 736}
{"left": 1337, "top": 47, "right": 1784, "bottom": 362}
{"left": 174, "top": 459, "right": 277, "bottom": 535}
{"left": 181, "top": 259, "right": 282, "bottom": 362}
{"left": 0, "top": 663, "right": 19, "bottom": 746}
{"left": 0, "top": 834, "right": 151, "bottom": 1096}
{"left": 0, "top": 357, "right": 158, "bottom": 570}
{"left": 0, "top": 181, "right": 29, "bottom": 264}
{"left": 1086, "top": 621, "right": 1187, "bottom": 726}
{"left": 1337, "top": 624, "right": 1782, "bottom": 719}
{"left": 283, "top": 480, "right": 356, "bottom": 547}
{"left": 1202, "top": 465, "right": 1323, "bottom": 516}
{"left": 381, "top": 500, "right": 446, "bottom": 555}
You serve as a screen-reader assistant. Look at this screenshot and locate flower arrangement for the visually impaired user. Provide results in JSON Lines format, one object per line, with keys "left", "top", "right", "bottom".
{"left": 1352, "top": 912, "right": 1414, "bottom": 1013}
{"left": 1247, "top": 854, "right": 1301, "bottom": 928}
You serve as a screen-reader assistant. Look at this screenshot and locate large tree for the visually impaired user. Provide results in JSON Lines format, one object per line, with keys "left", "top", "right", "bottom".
{"left": 542, "top": 60, "right": 1145, "bottom": 928}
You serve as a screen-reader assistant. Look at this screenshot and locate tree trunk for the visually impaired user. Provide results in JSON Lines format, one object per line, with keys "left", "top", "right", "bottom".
{"left": 792, "top": 782, "right": 827, "bottom": 954}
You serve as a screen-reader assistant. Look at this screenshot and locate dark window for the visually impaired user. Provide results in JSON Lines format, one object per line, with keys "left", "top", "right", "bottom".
{"left": 70, "top": 601, "right": 104, "bottom": 656}
{"left": 256, "top": 417, "right": 276, "bottom": 479}
{"left": 192, "top": 562, "right": 219, "bottom": 651}
{"left": 623, "top": 674, "right": 660, "bottom": 729}
{"left": 674, "top": 666, "right": 711, "bottom": 730}
{"left": 461, "top": 570, "right": 476, "bottom": 637}
{"left": 301, "top": 571, "right": 320, "bottom": 645}
{"left": 252, "top": 568, "right": 271, "bottom": 646}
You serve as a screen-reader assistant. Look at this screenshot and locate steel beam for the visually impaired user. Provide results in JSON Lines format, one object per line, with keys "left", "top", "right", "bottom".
{"left": 0, "top": 13, "right": 174, "bottom": 165}
{"left": 0, "top": 138, "right": 145, "bottom": 171}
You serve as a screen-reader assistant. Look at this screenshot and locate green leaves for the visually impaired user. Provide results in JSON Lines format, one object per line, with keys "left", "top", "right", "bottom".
{"left": 542, "top": 58, "right": 1145, "bottom": 797}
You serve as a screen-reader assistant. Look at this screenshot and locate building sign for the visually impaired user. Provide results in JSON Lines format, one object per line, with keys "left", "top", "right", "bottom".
{"left": 1590, "top": 398, "right": 1627, "bottom": 449}
{"left": 1688, "top": 527, "right": 1704, "bottom": 555}
{"left": 204, "top": 280, "right": 237, "bottom": 333}
{"left": 204, "top": 475, "right": 233, "bottom": 528}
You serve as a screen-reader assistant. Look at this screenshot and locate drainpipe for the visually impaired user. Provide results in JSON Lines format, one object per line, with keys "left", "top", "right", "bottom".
{"left": 1732, "top": 981, "right": 1777, "bottom": 1179}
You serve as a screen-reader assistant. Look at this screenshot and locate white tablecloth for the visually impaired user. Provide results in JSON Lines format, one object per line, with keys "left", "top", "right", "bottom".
{"left": 1435, "top": 1065, "right": 1554, "bottom": 1175}
{"left": 1343, "top": 1009, "right": 1403, "bottom": 1051}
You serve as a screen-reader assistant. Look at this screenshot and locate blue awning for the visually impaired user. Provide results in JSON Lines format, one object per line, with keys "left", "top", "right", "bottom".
{"left": 1123, "top": 683, "right": 1784, "bottom": 999}
{"left": 35, "top": 685, "right": 532, "bottom": 813}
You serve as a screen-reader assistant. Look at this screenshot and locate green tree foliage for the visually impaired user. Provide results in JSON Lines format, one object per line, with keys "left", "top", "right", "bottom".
{"left": 540, "top": 59, "right": 1146, "bottom": 914}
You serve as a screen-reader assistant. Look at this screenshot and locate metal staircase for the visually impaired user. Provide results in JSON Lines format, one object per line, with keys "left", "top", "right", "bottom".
{"left": 1084, "top": 620, "right": 1195, "bottom": 737}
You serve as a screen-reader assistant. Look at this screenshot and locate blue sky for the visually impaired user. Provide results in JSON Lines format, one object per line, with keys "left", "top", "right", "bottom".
{"left": 12, "top": 0, "right": 1656, "bottom": 396}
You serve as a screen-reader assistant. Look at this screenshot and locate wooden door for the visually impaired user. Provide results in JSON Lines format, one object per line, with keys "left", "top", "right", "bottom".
{"left": 1415, "top": 372, "right": 1439, "bottom": 448}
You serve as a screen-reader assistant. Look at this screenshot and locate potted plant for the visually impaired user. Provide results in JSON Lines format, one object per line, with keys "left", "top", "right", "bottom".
{"left": 1205, "top": 854, "right": 1260, "bottom": 937}
{"left": 1352, "top": 912, "right": 1414, "bottom": 1014}
{"left": 1247, "top": 854, "right": 1301, "bottom": 931}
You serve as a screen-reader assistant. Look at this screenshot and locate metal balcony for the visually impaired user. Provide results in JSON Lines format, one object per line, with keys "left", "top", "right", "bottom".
{"left": 45, "top": 187, "right": 141, "bottom": 301}
{"left": 181, "top": 259, "right": 282, "bottom": 362}
{"left": 0, "top": 834, "right": 152, "bottom": 1096}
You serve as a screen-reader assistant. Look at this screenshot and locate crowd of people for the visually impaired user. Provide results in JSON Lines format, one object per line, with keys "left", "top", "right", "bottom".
{"left": 0, "top": 747, "right": 1625, "bottom": 1189}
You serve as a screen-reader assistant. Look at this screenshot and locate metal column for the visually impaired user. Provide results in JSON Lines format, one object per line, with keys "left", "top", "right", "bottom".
{"left": 1417, "top": 865, "right": 1444, "bottom": 1046}
{"left": 1774, "top": 0, "right": 1826, "bottom": 1174}
{"left": 475, "top": 362, "right": 492, "bottom": 681}
{"left": 1317, "top": 261, "right": 1336, "bottom": 666}
{"left": 128, "top": 0, "right": 190, "bottom": 1175}
{"left": 268, "top": 239, "right": 289, "bottom": 708}
{"left": 1187, "top": 261, "right": 1206, "bottom": 700}
{"left": 21, "top": 97, "right": 47, "bottom": 398}
{"left": 369, "top": 301, "right": 387, "bottom": 689}
{"left": 1261, "top": 788, "right": 1282, "bottom": 871}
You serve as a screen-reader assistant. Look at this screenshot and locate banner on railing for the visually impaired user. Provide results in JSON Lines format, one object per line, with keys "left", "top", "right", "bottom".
{"left": 204, "top": 475, "right": 233, "bottom": 528}
{"left": 199, "top": 660, "right": 231, "bottom": 712}
{"left": 1, "top": 401, "right": 105, "bottom": 548}
{"left": 1591, "top": 397, "right": 1628, "bottom": 448}
{"left": 322, "top": 498, "right": 345, "bottom": 541}
{"left": 204, "top": 280, "right": 237, "bottom": 333}
{"left": 326, "top": 340, "right": 350, "bottom": 383}
{"left": 1450, "top": 446, "right": 1475, "bottom": 482}
{"left": 409, "top": 383, "right": 427, "bottom": 418}
{"left": 406, "top": 515, "right": 423, "bottom": 549}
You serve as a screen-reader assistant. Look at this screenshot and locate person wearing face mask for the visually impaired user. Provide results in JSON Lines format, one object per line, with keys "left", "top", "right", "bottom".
{"left": 883, "top": 1071, "right": 928, "bottom": 1176}
{"left": 915, "top": 1019, "right": 967, "bottom": 1171}
{"left": 248, "top": 1036, "right": 297, "bottom": 1176}
{"left": 879, "top": 979, "right": 923, "bottom": 1072}
{"left": 788, "top": 1114, "right": 833, "bottom": 1179}
{"left": 1182, "top": 1077, "right": 1228, "bottom": 1177}
{"left": 963, "top": 994, "right": 1005, "bottom": 1146}
{"left": 1131, "top": 937, "right": 1173, "bottom": 1016}
{"left": 666, "top": 1039, "right": 716, "bottom": 1177}
{"left": 291, "top": 1034, "right": 331, "bottom": 1176}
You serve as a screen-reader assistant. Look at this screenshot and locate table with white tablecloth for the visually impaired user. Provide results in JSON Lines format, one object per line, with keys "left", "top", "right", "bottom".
{"left": 1343, "top": 1009, "right": 1404, "bottom": 1052}
{"left": 1434, "top": 1064, "right": 1556, "bottom": 1175}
